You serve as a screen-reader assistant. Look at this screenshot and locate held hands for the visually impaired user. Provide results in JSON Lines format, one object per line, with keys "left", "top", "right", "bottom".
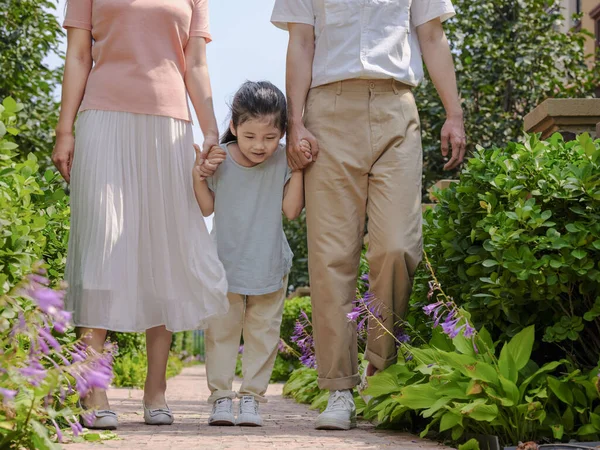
{"left": 193, "top": 143, "right": 226, "bottom": 181}
{"left": 52, "top": 131, "right": 75, "bottom": 183}
{"left": 441, "top": 114, "right": 467, "bottom": 171}
{"left": 287, "top": 123, "right": 318, "bottom": 171}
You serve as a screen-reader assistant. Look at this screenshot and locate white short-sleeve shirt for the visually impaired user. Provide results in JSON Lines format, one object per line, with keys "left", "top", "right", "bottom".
{"left": 271, "top": 0, "right": 455, "bottom": 88}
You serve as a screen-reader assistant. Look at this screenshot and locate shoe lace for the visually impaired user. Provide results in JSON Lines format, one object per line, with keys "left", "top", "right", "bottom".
{"left": 240, "top": 396, "right": 258, "bottom": 415}
{"left": 213, "top": 398, "right": 231, "bottom": 414}
{"left": 327, "top": 391, "right": 354, "bottom": 412}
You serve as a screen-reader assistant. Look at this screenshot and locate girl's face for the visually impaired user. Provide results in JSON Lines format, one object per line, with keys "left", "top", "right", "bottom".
{"left": 231, "top": 116, "right": 283, "bottom": 166}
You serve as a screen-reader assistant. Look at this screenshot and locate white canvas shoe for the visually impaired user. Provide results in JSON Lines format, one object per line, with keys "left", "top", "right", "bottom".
{"left": 208, "top": 398, "right": 235, "bottom": 426}
{"left": 236, "top": 395, "right": 263, "bottom": 427}
{"left": 315, "top": 390, "right": 357, "bottom": 430}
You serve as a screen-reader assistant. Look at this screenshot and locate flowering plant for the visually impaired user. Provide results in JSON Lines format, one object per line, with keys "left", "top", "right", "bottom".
{"left": 0, "top": 264, "right": 114, "bottom": 449}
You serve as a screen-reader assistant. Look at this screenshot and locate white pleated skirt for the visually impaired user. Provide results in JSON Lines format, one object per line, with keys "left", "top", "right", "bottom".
{"left": 65, "top": 110, "right": 229, "bottom": 332}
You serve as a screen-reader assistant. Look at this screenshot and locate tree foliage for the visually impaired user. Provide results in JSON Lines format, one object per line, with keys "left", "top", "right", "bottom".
{"left": 416, "top": 0, "right": 599, "bottom": 192}
{"left": 0, "top": 0, "right": 63, "bottom": 163}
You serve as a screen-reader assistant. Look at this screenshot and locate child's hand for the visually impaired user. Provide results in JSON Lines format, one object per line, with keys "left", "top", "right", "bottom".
{"left": 193, "top": 144, "right": 226, "bottom": 181}
{"left": 299, "top": 139, "right": 312, "bottom": 162}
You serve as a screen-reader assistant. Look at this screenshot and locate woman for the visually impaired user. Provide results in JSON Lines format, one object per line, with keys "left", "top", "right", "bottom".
{"left": 53, "top": 0, "right": 228, "bottom": 429}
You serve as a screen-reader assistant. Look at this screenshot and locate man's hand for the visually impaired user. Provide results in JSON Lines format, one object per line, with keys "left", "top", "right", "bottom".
{"left": 441, "top": 114, "right": 466, "bottom": 171}
{"left": 193, "top": 144, "right": 226, "bottom": 181}
{"left": 288, "top": 123, "right": 318, "bottom": 170}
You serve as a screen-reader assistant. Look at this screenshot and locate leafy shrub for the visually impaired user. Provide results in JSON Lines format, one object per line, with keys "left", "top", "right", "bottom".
{"left": 112, "top": 352, "right": 183, "bottom": 389}
{"left": 283, "top": 212, "right": 309, "bottom": 290}
{"left": 0, "top": 97, "right": 69, "bottom": 292}
{"left": 280, "top": 296, "right": 311, "bottom": 353}
{"left": 421, "top": 134, "right": 600, "bottom": 368}
{"left": 0, "top": 0, "right": 63, "bottom": 164}
{"left": 416, "top": 0, "right": 598, "bottom": 196}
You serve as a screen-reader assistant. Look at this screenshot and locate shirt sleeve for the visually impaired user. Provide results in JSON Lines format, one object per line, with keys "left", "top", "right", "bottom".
{"left": 271, "top": 0, "right": 315, "bottom": 31}
{"left": 191, "top": 0, "right": 212, "bottom": 42}
{"left": 411, "top": 0, "right": 456, "bottom": 28}
{"left": 63, "top": 0, "right": 92, "bottom": 31}
{"left": 207, "top": 173, "right": 216, "bottom": 193}
{"left": 284, "top": 165, "right": 293, "bottom": 185}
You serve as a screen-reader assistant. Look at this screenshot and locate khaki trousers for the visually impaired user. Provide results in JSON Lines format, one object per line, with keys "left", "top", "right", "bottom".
{"left": 304, "top": 79, "right": 423, "bottom": 391}
{"left": 205, "top": 278, "right": 287, "bottom": 403}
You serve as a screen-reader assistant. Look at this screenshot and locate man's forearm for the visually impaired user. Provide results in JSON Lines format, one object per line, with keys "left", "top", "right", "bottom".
{"left": 286, "top": 28, "right": 315, "bottom": 126}
{"left": 417, "top": 20, "right": 462, "bottom": 118}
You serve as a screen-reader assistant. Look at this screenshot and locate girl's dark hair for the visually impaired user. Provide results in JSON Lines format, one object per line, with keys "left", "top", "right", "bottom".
{"left": 221, "top": 81, "right": 287, "bottom": 144}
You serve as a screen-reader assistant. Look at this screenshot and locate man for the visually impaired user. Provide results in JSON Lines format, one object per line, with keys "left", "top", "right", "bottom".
{"left": 271, "top": 0, "right": 466, "bottom": 430}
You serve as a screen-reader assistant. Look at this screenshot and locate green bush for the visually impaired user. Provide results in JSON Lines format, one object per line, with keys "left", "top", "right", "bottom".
{"left": 421, "top": 133, "right": 600, "bottom": 368}
{"left": 362, "top": 325, "right": 600, "bottom": 445}
{"left": 417, "top": 0, "right": 598, "bottom": 196}
{"left": 112, "top": 352, "right": 183, "bottom": 389}
{"left": 283, "top": 212, "right": 309, "bottom": 290}
{"left": 0, "top": 98, "right": 70, "bottom": 293}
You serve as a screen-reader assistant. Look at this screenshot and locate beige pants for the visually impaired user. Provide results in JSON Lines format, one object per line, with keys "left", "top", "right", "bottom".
{"left": 304, "top": 79, "right": 423, "bottom": 391}
{"left": 205, "top": 277, "right": 288, "bottom": 403}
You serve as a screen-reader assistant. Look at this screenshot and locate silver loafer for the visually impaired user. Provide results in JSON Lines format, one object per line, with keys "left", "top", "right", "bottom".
{"left": 79, "top": 402, "right": 118, "bottom": 430}
{"left": 143, "top": 403, "right": 174, "bottom": 426}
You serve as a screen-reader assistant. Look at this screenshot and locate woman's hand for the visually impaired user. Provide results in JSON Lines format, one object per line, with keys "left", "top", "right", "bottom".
{"left": 193, "top": 144, "right": 226, "bottom": 181}
{"left": 52, "top": 131, "right": 75, "bottom": 183}
{"left": 287, "top": 123, "right": 318, "bottom": 171}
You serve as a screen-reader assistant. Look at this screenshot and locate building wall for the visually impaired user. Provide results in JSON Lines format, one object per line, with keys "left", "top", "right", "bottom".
{"left": 561, "top": 0, "right": 599, "bottom": 60}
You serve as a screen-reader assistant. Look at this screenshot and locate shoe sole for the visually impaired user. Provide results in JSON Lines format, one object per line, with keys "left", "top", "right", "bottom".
{"left": 315, "top": 417, "right": 357, "bottom": 431}
{"left": 236, "top": 421, "right": 262, "bottom": 427}
{"left": 209, "top": 420, "right": 235, "bottom": 426}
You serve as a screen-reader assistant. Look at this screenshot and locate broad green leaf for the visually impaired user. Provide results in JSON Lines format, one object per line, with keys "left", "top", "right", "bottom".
{"left": 2, "top": 97, "right": 18, "bottom": 113}
{"left": 552, "top": 424, "right": 564, "bottom": 440}
{"left": 548, "top": 377, "right": 574, "bottom": 405}
{"left": 591, "top": 412, "right": 600, "bottom": 430}
{"left": 578, "top": 424, "right": 597, "bottom": 436}
{"left": 395, "top": 384, "right": 440, "bottom": 409}
{"left": 362, "top": 371, "right": 402, "bottom": 398}
{"left": 440, "top": 411, "right": 462, "bottom": 432}
{"left": 0, "top": 121, "right": 6, "bottom": 137}
{"left": 505, "top": 325, "right": 534, "bottom": 371}
{"left": 499, "top": 375, "right": 520, "bottom": 405}
{"left": 519, "top": 360, "right": 565, "bottom": 396}
{"left": 458, "top": 439, "right": 481, "bottom": 450}
{"left": 498, "top": 345, "right": 518, "bottom": 383}
{"left": 461, "top": 401, "right": 498, "bottom": 422}
{"left": 463, "top": 361, "right": 499, "bottom": 385}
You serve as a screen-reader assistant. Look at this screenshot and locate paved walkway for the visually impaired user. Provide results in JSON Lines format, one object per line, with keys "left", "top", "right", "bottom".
{"left": 66, "top": 365, "right": 452, "bottom": 450}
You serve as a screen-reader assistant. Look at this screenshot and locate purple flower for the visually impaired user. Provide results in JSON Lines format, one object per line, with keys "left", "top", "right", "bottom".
{"left": 39, "top": 327, "right": 61, "bottom": 351}
{"left": 0, "top": 388, "right": 17, "bottom": 403}
{"left": 463, "top": 323, "right": 476, "bottom": 338}
{"left": 238, "top": 345, "right": 244, "bottom": 355}
{"left": 20, "top": 359, "right": 47, "bottom": 386}
{"left": 441, "top": 317, "right": 461, "bottom": 338}
{"left": 394, "top": 327, "right": 410, "bottom": 344}
{"left": 52, "top": 419, "right": 63, "bottom": 443}
{"left": 68, "top": 417, "right": 83, "bottom": 436}
{"left": 423, "top": 301, "right": 443, "bottom": 317}
{"left": 28, "top": 286, "right": 64, "bottom": 314}
{"left": 346, "top": 308, "right": 361, "bottom": 322}
{"left": 360, "top": 274, "right": 369, "bottom": 283}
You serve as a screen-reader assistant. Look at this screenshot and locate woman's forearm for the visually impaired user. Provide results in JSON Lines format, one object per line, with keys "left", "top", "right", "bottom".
{"left": 56, "top": 30, "right": 93, "bottom": 135}
{"left": 185, "top": 37, "right": 219, "bottom": 140}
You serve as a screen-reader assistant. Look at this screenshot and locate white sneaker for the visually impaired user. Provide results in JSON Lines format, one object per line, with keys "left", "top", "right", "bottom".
{"left": 236, "top": 395, "right": 263, "bottom": 427}
{"left": 208, "top": 398, "right": 235, "bottom": 426}
{"left": 315, "top": 390, "right": 357, "bottom": 430}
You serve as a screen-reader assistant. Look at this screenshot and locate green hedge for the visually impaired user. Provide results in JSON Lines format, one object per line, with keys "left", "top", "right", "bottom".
{"left": 420, "top": 133, "right": 600, "bottom": 368}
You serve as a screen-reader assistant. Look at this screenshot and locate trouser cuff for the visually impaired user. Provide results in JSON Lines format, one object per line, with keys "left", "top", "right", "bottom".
{"left": 207, "top": 390, "right": 237, "bottom": 404}
{"left": 317, "top": 373, "right": 360, "bottom": 391}
{"left": 365, "top": 349, "right": 397, "bottom": 371}
{"left": 237, "top": 391, "right": 268, "bottom": 403}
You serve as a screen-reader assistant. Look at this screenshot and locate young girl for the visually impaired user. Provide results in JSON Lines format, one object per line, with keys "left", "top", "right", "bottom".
{"left": 193, "top": 81, "right": 307, "bottom": 427}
